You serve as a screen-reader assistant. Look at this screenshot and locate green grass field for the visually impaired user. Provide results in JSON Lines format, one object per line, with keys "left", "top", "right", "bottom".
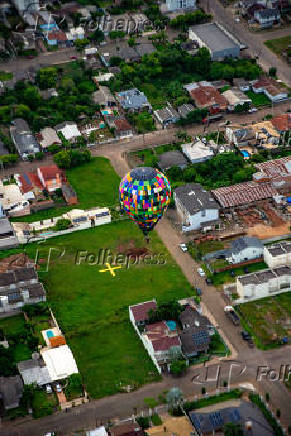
{"left": 0, "top": 315, "right": 32, "bottom": 362}
{"left": 238, "top": 292, "right": 291, "bottom": 349}
{"left": 245, "top": 91, "right": 271, "bottom": 107}
{"left": 208, "top": 261, "right": 268, "bottom": 286}
{"left": 11, "top": 157, "right": 121, "bottom": 223}
{"left": 22, "top": 220, "right": 193, "bottom": 398}
{"left": 264, "top": 35, "right": 291, "bottom": 56}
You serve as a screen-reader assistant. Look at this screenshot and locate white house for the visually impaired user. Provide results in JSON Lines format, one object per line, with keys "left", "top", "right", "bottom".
{"left": 236, "top": 265, "right": 291, "bottom": 302}
{"left": 227, "top": 236, "right": 263, "bottom": 264}
{"left": 182, "top": 140, "right": 214, "bottom": 164}
{"left": 165, "top": 0, "right": 196, "bottom": 12}
{"left": 40, "top": 345, "right": 78, "bottom": 381}
{"left": 254, "top": 8, "right": 280, "bottom": 28}
{"left": 252, "top": 77, "right": 288, "bottom": 103}
{"left": 54, "top": 121, "right": 82, "bottom": 142}
{"left": 263, "top": 241, "right": 291, "bottom": 268}
{"left": 174, "top": 183, "right": 220, "bottom": 233}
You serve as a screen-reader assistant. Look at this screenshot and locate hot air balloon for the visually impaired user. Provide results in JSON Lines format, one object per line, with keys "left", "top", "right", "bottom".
{"left": 119, "top": 167, "right": 171, "bottom": 239}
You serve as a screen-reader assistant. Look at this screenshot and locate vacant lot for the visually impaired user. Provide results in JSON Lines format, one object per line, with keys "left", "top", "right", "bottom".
{"left": 238, "top": 292, "right": 291, "bottom": 349}
{"left": 207, "top": 261, "right": 268, "bottom": 286}
{"left": 26, "top": 220, "right": 193, "bottom": 398}
{"left": 264, "top": 36, "right": 291, "bottom": 57}
{"left": 12, "top": 157, "right": 121, "bottom": 223}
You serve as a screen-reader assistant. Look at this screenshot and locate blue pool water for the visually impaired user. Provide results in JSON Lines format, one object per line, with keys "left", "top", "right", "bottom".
{"left": 102, "top": 110, "right": 110, "bottom": 115}
{"left": 241, "top": 150, "right": 250, "bottom": 158}
{"left": 47, "top": 330, "right": 54, "bottom": 338}
{"left": 166, "top": 321, "right": 177, "bottom": 331}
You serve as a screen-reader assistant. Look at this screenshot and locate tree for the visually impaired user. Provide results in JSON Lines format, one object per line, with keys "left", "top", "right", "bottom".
{"left": 170, "top": 360, "right": 187, "bottom": 376}
{"left": 269, "top": 67, "right": 277, "bottom": 77}
{"left": 74, "top": 38, "right": 90, "bottom": 51}
{"left": 223, "top": 423, "right": 243, "bottom": 436}
{"left": 0, "top": 346, "right": 17, "bottom": 376}
{"left": 54, "top": 150, "right": 72, "bottom": 169}
{"left": 89, "top": 29, "right": 105, "bottom": 43}
{"left": 166, "top": 387, "right": 183, "bottom": 409}
{"left": 37, "top": 67, "right": 58, "bottom": 90}
{"left": 110, "top": 56, "right": 123, "bottom": 67}
{"left": 65, "top": 373, "right": 83, "bottom": 400}
{"left": 55, "top": 218, "right": 71, "bottom": 231}
{"left": 109, "top": 30, "right": 126, "bottom": 39}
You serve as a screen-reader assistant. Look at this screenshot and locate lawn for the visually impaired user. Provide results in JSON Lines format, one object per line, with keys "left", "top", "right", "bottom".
{"left": 238, "top": 292, "right": 291, "bottom": 349}
{"left": 187, "top": 240, "right": 225, "bottom": 261}
{"left": 264, "top": 35, "right": 291, "bottom": 56}
{"left": 0, "top": 71, "right": 13, "bottom": 81}
{"left": 11, "top": 157, "right": 121, "bottom": 223}
{"left": 0, "top": 314, "right": 32, "bottom": 362}
{"left": 24, "top": 220, "right": 193, "bottom": 398}
{"left": 208, "top": 261, "right": 268, "bottom": 286}
{"left": 245, "top": 90, "right": 271, "bottom": 107}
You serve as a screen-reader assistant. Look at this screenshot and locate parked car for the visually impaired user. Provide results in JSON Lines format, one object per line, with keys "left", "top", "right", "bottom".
{"left": 45, "top": 384, "right": 52, "bottom": 394}
{"left": 224, "top": 306, "right": 240, "bottom": 326}
{"left": 248, "top": 108, "right": 258, "bottom": 113}
{"left": 230, "top": 270, "right": 235, "bottom": 277}
{"left": 55, "top": 383, "right": 62, "bottom": 393}
{"left": 241, "top": 330, "right": 251, "bottom": 341}
{"left": 196, "top": 287, "right": 202, "bottom": 296}
{"left": 247, "top": 338, "right": 255, "bottom": 348}
{"left": 244, "top": 267, "right": 249, "bottom": 274}
{"left": 205, "top": 277, "right": 213, "bottom": 285}
{"left": 234, "top": 18, "right": 240, "bottom": 22}
{"left": 179, "top": 243, "right": 187, "bottom": 252}
{"left": 70, "top": 56, "right": 77, "bottom": 60}
{"left": 197, "top": 268, "right": 205, "bottom": 277}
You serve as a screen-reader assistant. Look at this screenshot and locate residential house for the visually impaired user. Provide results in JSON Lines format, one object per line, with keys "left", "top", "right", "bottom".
{"left": 54, "top": 121, "right": 82, "bottom": 142}
{"left": 117, "top": 88, "right": 152, "bottom": 112}
{"left": 222, "top": 88, "right": 252, "bottom": 111}
{"left": 37, "top": 165, "right": 64, "bottom": 193}
{"left": 182, "top": 140, "right": 214, "bottom": 164}
{"left": 93, "top": 86, "right": 116, "bottom": 107}
{"left": 129, "top": 300, "right": 157, "bottom": 328}
{"left": 37, "top": 127, "right": 62, "bottom": 149}
{"left": 40, "top": 345, "right": 79, "bottom": 381}
{"left": 0, "top": 266, "right": 46, "bottom": 313}
{"left": 0, "top": 376, "right": 23, "bottom": 410}
{"left": 185, "top": 81, "right": 228, "bottom": 114}
{"left": 252, "top": 157, "right": 291, "bottom": 193}
{"left": 113, "top": 118, "right": 133, "bottom": 139}
{"left": 254, "top": 8, "right": 280, "bottom": 28}
{"left": 39, "top": 88, "right": 58, "bottom": 100}
{"left": 189, "top": 23, "right": 240, "bottom": 61}
{"left": 158, "top": 151, "right": 187, "bottom": 171}
{"left": 177, "top": 103, "right": 195, "bottom": 119}
{"left": 46, "top": 30, "right": 67, "bottom": 46}
{"left": 225, "top": 125, "right": 255, "bottom": 148}
{"left": 251, "top": 120, "right": 280, "bottom": 149}
{"left": 165, "top": 0, "right": 196, "bottom": 12}
{"left": 174, "top": 183, "right": 220, "bottom": 232}
{"left": 0, "top": 217, "right": 19, "bottom": 250}
{"left": 252, "top": 76, "right": 288, "bottom": 102}
{"left": 18, "top": 355, "right": 51, "bottom": 386}
{"left": 109, "top": 422, "right": 144, "bottom": 436}
{"left": 190, "top": 406, "right": 242, "bottom": 435}
{"left": 236, "top": 265, "right": 291, "bottom": 301}
{"left": 263, "top": 241, "right": 291, "bottom": 268}
{"left": 66, "top": 27, "right": 85, "bottom": 41}
{"left": 12, "top": 0, "right": 39, "bottom": 12}
{"left": 179, "top": 306, "right": 211, "bottom": 358}
{"left": 93, "top": 72, "right": 114, "bottom": 85}
{"left": 10, "top": 119, "right": 40, "bottom": 159}
{"left": 233, "top": 78, "right": 251, "bottom": 92}
{"left": 180, "top": 40, "right": 199, "bottom": 56}
{"left": 154, "top": 106, "right": 180, "bottom": 128}
{"left": 212, "top": 181, "right": 278, "bottom": 209}
{"left": 147, "top": 416, "right": 194, "bottom": 436}
{"left": 84, "top": 56, "right": 102, "bottom": 72}
{"left": 227, "top": 236, "right": 263, "bottom": 264}
{"left": 86, "top": 426, "right": 109, "bottom": 436}
{"left": 0, "top": 181, "right": 30, "bottom": 217}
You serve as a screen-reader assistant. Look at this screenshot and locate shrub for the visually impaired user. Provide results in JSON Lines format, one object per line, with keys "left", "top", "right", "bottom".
{"left": 137, "top": 416, "right": 150, "bottom": 429}
{"left": 151, "top": 413, "right": 162, "bottom": 426}
{"left": 170, "top": 360, "right": 187, "bottom": 376}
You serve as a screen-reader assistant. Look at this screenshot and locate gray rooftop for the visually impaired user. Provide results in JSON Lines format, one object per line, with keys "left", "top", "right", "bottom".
{"left": 18, "top": 358, "right": 51, "bottom": 386}
{"left": 175, "top": 183, "right": 220, "bottom": 214}
{"left": 117, "top": 88, "right": 151, "bottom": 110}
{"left": 256, "top": 8, "right": 280, "bottom": 18}
{"left": 154, "top": 106, "right": 180, "bottom": 123}
{"left": 177, "top": 103, "right": 195, "bottom": 118}
{"left": 266, "top": 241, "right": 291, "bottom": 257}
{"left": 158, "top": 151, "right": 187, "bottom": 170}
{"left": 190, "top": 22, "right": 240, "bottom": 52}
{"left": 231, "top": 236, "right": 263, "bottom": 254}
{"left": 238, "top": 265, "right": 291, "bottom": 286}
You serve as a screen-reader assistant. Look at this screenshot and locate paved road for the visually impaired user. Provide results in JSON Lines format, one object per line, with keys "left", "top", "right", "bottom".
{"left": 200, "top": 0, "right": 291, "bottom": 87}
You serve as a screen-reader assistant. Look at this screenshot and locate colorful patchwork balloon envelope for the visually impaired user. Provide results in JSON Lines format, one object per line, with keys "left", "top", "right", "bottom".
{"left": 119, "top": 167, "right": 171, "bottom": 239}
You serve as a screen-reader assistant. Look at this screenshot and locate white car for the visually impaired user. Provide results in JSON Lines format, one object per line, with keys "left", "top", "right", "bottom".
{"left": 197, "top": 268, "right": 206, "bottom": 277}
{"left": 234, "top": 18, "right": 240, "bottom": 22}
{"left": 248, "top": 108, "right": 258, "bottom": 113}
{"left": 45, "top": 384, "right": 52, "bottom": 394}
{"left": 55, "top": 383, "right": 62, "bottom": 393}
{"left": 179, "top": 243, "right": 187, "bottom": 252}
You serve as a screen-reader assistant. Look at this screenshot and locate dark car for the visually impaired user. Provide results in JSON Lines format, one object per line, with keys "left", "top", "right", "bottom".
{"left": 230, "top": 270, "right": 235, "bottom": 277}
{"left": 241, "top": 330, "right": 251, "bottom": 340}
{"left": 205, "top": 278, "right": 213, "bottom": 285}
{"left": 244, "top": 267, "right": 249, "bottom": 274}
{"left": 196, "top": 288, "right": 202, "bottom": 296}
{"left": 247, "top": 338, "right": 255, "bottom": 348}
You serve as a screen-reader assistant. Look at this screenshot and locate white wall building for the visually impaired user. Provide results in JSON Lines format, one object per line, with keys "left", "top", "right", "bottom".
{"left": 222, "top": 89, "right": 252, "bottom": 111}
{"left": 54, "top": 122, "right": 81, "bottom": 141}
{"left": 236, "top": 265, "right": 291, "bottom": 302}
{"left": 227, "top": 236, "right": 263, "bottom": 264}
{"left": 174, "top": 183, "right": 220, "bottom": 232}
{"left": 40, "top": 345, "right": 78, "bottom": 381}
{"left": 166, "top": 0, "right": 196, "bottom": 12}
{"left": 182, "top": 140, "right": 214, "bottom": 164}
{"left": 263, "top": 241, "right": 291, "bottom": 268}
{"left": 12, "top": 0, "right": 39, "bottom": 12}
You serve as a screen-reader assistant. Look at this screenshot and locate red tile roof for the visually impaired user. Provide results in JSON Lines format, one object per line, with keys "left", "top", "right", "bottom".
{"left": 190, "top": 85, "right": 227, "bottom": 110}
{"left": 212, "top": 181, "right": 278, "bottom": 208}
{"left": 47, "top": 31, "right": 67, "bottom": 41}
{"left": 114, "top": 118, "right": 132, "bottom": 132}
{"left": 255, "top": 157, "right": 291, "bottom": 180}
{"left": 145, "top": 321, "right": 181, "bottom": 352}
{"left": 18, "top": 172, "right": 43, "bottom": 193}
{"left": 271, "top": 114, "right": 291, "bottom": 132}
{"left": 130, "top": 301, "right": 157, "bottom": 322}
{"left": 38, "top": 165, "right": 64, "bottom": 182}
{"left": 109, "top": 422, "right": 143, "bottom": 436}
{"left": 49, "top": 335, "right": 66, "bottom": 348}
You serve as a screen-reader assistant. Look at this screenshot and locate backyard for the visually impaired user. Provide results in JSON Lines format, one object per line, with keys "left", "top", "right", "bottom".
{"left": 11, "top": 157, "right": 121, "bottom": 223}
{"left": 245, "top": 90, "right": 271, "bottom": 107}
{"left": 238, "top": 293, "right": 291, "bottom": 349}
{"left": 22, "top": 220, "right": 194, "bottom": 398}
{"left": 205, "top": 261, "right": 268, "bottom": 286}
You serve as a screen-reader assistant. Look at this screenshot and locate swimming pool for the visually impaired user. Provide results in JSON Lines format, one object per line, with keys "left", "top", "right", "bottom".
{"left": 166, "top": 321, "right": 177, "bottom": 331}
{"left": 241, "top": 150, "right": 250, "bottom": 158}
{"left": 101, "top": 110, "right": 110, "bottom": 115}
{"left": 46, "top": 330, "right": 54, "bottom": 339}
